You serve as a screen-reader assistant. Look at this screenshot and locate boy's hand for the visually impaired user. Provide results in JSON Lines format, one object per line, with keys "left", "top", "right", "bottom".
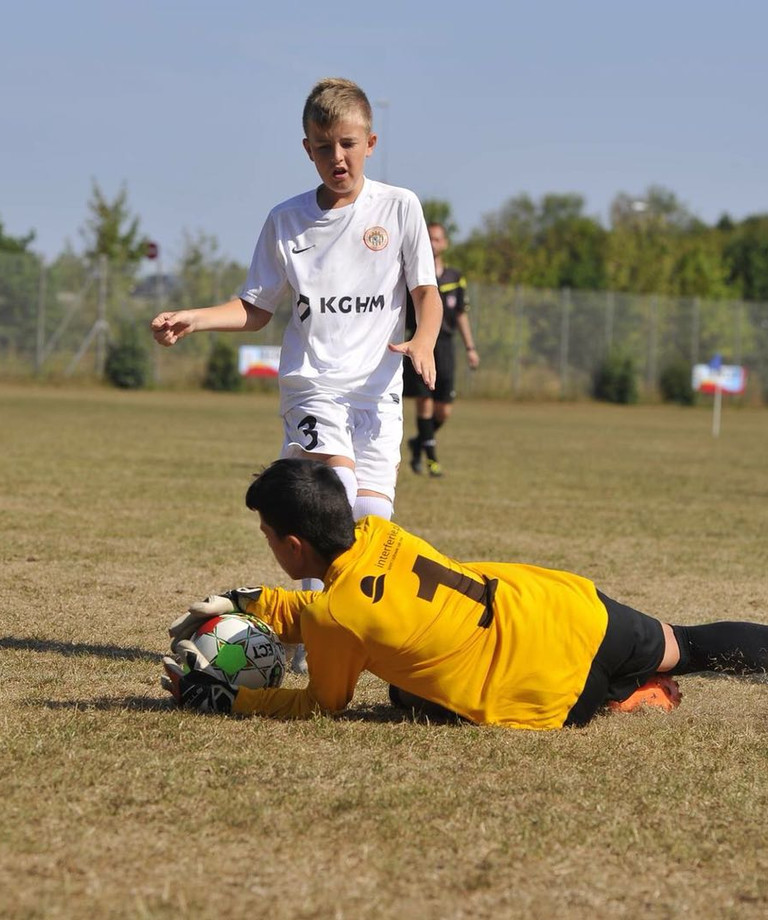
{"left": 169, "top": 587, "right": 264, "bottom": 650}
{"left": 395, "top": 284, "right": 441, "bottom": 388}
{"left": 389, "top": 338, "right": 436, "bottom": 390}
{"left": 150, "top": 310, "right": 198, "bottom": 346}
{"left": 162, "top": 640, "right": 237, "bottom": 714}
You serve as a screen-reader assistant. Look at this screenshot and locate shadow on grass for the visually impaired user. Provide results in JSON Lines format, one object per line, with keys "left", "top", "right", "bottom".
{"left": 341, "top": 701, "right": 467, "bottom": 726}
{"left": 28, "top": 696, "right": 467, "bottom": 725}
{"left": 0, "top": 635, "right": 160, "bottom": 662}
{"left": 30, "top": 695, "right": 175, "bottom": 712}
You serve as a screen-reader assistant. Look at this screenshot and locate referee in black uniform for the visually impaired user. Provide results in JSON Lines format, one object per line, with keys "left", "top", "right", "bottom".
{"left": 404, "top": 222, "right": 479, "bottom": 476}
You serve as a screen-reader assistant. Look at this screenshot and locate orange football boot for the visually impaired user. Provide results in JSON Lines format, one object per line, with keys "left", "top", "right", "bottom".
{"left": 609, "top": 675, "right": 682, "bottom": 713}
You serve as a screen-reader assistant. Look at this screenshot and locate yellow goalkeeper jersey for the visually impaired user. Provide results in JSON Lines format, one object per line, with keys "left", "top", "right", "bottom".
{"left": 234, "top": 516, "right": 608, "bottom": 729}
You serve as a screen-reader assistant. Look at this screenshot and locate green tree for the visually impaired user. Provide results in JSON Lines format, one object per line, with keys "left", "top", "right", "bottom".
{"left": 452, "top": 194, "right": 544, "bottom": 285}
{"left": 722, "top": 215, "right": 768, "bottom": 301}
{"left": 530, "top": 195, "right": 607, "bottom": 290}
{"left": 174, "top": 231, "right": 247, "bottom": 309}
{"left": 610, "top": 186, "right": 698, "bottom": 232}
{"left": 452, "top": 193, "right": 606, "bottom": 290}
{"left": 0, "top": 217, "right": 35, "bottom": 254}
{"left": 0, "top": 215, "right": 41, "bottom": 361}
{"left": 104, "top": 320, "right": 149, "bottom": 388}
{"left": 606, "top": 186, "right": 696, "bottom": 294}
{"left": 667, "top": 233, "right": 733, "bottom": 299}
{"left": 203, "top": 338, "right": 242, "bottom": 391}
{"left": 80, "top": 181, "right": 149, "bottom": 265}
{"left": 421, "top": 199, "right": 459, "bottom": 238}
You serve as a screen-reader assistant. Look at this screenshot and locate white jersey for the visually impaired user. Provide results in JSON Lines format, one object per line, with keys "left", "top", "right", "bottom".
{"left": 240, "top": 178, "right": 437, "bottom": 412}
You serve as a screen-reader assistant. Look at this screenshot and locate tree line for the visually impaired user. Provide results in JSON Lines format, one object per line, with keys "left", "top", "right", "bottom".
{"left": 2, "top": 181, "right": 768, "bottom": 303}
{"left": 426, "top": 187, "right": 768, "bottom": 302}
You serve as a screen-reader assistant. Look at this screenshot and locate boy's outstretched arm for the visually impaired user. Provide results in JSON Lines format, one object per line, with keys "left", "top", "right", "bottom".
{"left": 168, "top": 585, "right": 319, "bottom": 651}
{"left": 389, "top": 284, "right": 442, "bottom": 389}
{"left": 150, "top": 298, "right": 272, "bottom": 346}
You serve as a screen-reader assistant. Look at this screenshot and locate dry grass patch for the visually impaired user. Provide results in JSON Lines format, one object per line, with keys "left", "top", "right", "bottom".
{"left": 2, "top": 384, "right": 768, "bottom": 919}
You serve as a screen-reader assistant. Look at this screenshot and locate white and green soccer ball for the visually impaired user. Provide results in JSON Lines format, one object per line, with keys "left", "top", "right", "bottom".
{"left": 191, "top": 614, "right": 286, "bottom": 689}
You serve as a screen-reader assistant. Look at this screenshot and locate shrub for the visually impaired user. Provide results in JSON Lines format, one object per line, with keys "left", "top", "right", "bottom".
{"left": 592, "top": 351, "right": 638, "bottom": 404}
{"left": 104, "top": 322, "right": 149, "bottom": 389}
{"left": 203, "top": 339, "right": 241, "bottom": 392}
{"left": 659, "top": 359, "right": 695, "bottom": 405}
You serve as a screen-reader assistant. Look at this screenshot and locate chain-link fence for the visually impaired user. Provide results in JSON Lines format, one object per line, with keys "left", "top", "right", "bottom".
{"left": 1, "top": 252, "right": 767, "bottom": 401}
{"left": 462, "top": 283, "right": 768, "bottom": 402}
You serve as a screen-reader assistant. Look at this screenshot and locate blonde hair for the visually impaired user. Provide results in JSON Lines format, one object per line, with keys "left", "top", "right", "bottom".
{"left": 302, "top": 78, "right": 373, "bottom": 134}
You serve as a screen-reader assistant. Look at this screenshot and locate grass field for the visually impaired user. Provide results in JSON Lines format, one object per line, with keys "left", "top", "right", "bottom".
{"left": 2, "top": 383, "right": 768, "bottom": 919}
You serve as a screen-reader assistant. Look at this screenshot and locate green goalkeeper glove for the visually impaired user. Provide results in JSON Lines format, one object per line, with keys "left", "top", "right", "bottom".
{"left": 161, "top": 640, "right": 238, "bottom": 714}
{"left": 168, "top": 587, "right": 264, "bottom": 650}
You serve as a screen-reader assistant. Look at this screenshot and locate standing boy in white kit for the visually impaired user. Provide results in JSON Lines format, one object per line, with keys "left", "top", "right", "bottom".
{"left": 151, "top": 77, "right": 442, "bottom": 672}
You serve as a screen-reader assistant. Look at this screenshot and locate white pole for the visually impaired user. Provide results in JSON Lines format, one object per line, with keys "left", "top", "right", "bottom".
{"left": 712, "top": 381, "right": 722, "bottom": 438}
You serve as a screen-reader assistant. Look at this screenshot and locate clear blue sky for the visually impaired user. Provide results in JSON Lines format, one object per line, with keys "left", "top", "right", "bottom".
{"left": 3, "top": 0, "right": 767, "bottom": 265}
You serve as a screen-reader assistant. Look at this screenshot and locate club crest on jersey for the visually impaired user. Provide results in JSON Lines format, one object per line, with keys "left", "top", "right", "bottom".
{"left": 360, "top": 573, "right": 386, "bottom": 604}
{"left": 363, "top": 226, "right": 389, "bottom": 251}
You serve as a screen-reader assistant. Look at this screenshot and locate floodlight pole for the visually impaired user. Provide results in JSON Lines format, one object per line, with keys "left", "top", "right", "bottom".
{"left": 35, "top": 262, "right": 47, "bottom": 375}
{"left": 374, "top": 99, "right": 390, "bottom": 184}
{"left": 153, "top": 249, "right": 164, "bottom": 385}
{"left": 66, "top": 254, "right": 110, "bottom": 376}
{"left": 95, "top": 253, "right": 108, "bottom": 374}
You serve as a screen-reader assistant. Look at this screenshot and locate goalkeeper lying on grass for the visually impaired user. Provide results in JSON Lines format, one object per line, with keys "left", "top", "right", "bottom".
{"left": 162, "top": 458, "right": 768, "bottom": 729}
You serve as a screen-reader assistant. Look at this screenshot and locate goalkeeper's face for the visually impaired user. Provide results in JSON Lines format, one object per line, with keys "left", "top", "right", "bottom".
{"left": 261, "top": 520, "right": 295, "bottom": 576}
{"left": 259, "top": 515, "right": 324, "bottom": 580}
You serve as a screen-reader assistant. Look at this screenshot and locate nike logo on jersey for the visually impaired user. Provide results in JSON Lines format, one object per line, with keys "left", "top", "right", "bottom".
{"left": 292, "top": 245, "right": 315, "bottom": 254}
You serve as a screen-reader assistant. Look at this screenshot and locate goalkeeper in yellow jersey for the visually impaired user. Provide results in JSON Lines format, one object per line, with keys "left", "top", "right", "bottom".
{"left": 163, "top": 459, "right": 768, "bottom": 730}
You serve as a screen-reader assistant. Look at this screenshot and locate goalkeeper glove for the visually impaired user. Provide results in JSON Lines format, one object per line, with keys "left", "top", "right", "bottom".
{"left": 161, "top": 640, "right": 238, "bottom": 714}
{"left": 168, "top": 587, "right": 264, "bottom": 650}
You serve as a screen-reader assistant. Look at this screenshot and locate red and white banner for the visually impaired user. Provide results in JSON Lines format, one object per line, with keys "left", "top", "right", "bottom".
{"left": 692, "top": 363, "right": 746, "bottom": 395}
{"left": 238, "top": 345, "right": 281, "bottom": 378}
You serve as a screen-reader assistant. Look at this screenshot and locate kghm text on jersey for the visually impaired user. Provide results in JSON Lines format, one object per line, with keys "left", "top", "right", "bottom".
{"left": 318, "top": 295, "right": 385, "bottom": 313}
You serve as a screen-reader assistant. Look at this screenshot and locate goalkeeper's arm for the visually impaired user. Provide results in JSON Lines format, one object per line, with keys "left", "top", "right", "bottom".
{"left": 169, "top": 585, "right": 319, "bottom": 650}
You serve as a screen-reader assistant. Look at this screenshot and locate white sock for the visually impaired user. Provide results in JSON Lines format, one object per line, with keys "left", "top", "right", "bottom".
{"left": 353, "top": 495, "right": 393, "bottom": 521}
{"left": 331, "top": 466, "right": 359, "bottom": 509}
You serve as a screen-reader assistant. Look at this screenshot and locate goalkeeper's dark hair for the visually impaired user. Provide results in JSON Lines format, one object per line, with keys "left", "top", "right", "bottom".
{"left": 246, "top": 459, "right": 356, "bottom": 561}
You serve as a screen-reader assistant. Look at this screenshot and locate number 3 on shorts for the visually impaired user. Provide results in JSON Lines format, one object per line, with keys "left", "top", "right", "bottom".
{"left": 297, "top": 415, "right": 319, "bottom": 450}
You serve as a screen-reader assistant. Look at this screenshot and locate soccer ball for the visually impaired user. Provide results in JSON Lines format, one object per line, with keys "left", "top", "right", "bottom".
{"left": 191, "top": 614, "right": 286, "bottom": 690}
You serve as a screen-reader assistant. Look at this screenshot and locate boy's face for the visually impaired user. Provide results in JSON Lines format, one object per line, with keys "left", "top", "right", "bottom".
{"left": 258, "top": 518, "right": 300, "bottom": 579}
{"left": 429, "top": 225, "right": 448, "bottom": 258}
{"left": 303, "top": 116, "right": 377, "bottom": 208}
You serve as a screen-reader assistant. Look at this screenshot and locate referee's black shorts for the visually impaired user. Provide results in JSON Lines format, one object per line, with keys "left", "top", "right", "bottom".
{"left": 403, "top": 336, "right": 456, "bottom": 403}
{"left": 564, "top": 592, "right": 666, "bottom": 727}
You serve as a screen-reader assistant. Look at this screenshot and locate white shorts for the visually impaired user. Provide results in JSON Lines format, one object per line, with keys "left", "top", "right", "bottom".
{"left": 281, "top": 396, "right": 403, "bottom": 500}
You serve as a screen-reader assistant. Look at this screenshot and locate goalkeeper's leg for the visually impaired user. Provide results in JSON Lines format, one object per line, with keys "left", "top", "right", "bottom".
{"left": 668, "top": 622, "right": 768, "bottom": 676}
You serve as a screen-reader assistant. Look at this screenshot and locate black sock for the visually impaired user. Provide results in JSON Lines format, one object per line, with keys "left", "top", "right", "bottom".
{"left": 670, "top": 622, "right": 768, "bottom": 676}
{"left": 417, "top": 417, "right": 437, "bottom": 462}
{"left": 433, "top": 418, "right": 444, "bottom": 433}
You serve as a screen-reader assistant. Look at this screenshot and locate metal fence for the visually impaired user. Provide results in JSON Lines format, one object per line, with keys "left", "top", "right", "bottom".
{"left": 1, "top": 252, "right": 766, "bottom": 401}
